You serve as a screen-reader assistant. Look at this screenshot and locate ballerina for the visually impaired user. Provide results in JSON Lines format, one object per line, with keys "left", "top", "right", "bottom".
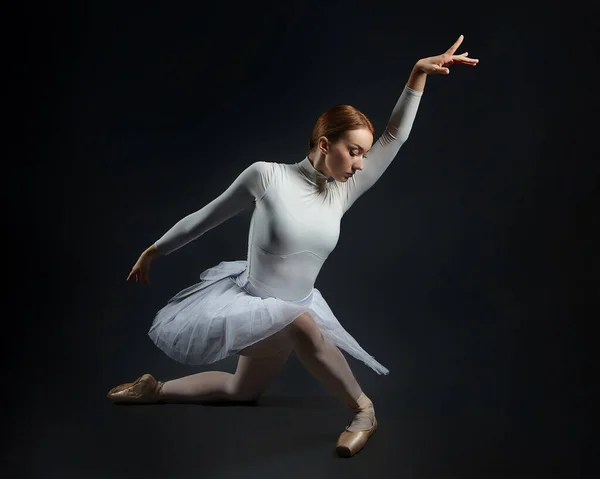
{"left": 107, "top": 34, "right": 478, "bottom": 457}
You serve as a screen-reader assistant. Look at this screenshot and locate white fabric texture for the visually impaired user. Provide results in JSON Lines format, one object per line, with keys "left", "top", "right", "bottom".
{"left": 148, "top": 260, "right": 390, "bottom": 374}
{"left": 148, "top": 85, "right": 423, "bottom": 375}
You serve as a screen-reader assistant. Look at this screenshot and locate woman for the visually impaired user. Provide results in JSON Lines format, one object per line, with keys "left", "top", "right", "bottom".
{"left": 107, "top": 35, "right": 478, "bottom": 457}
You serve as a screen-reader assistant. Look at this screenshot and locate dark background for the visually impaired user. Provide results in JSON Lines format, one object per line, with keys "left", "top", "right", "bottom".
{"left": 9, "top": 0, "right": 596, "bottom": 477}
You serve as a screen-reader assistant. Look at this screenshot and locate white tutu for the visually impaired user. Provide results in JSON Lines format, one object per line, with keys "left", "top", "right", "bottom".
{"left": 148, "top": 260, "right": 389, "bottom": 375}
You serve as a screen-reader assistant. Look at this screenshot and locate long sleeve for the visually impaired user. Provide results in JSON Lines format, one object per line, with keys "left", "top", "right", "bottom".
{"left": 342, "top": 85, "right": 423, "bottom": 212}
{"left": 154, "top": 161, "right": 275, "bottom": 255}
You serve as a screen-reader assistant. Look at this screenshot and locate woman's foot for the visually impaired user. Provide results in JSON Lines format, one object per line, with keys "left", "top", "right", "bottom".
{"left": 335, "top": 392, "right": 377, "bottom": 457}
{"left": 107, "top": 373, "right": 165, "bottom": 404}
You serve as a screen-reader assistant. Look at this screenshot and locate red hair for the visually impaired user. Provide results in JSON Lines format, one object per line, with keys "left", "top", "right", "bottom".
{"left": 308, "top": 105, "right": 375, "bottom": 153}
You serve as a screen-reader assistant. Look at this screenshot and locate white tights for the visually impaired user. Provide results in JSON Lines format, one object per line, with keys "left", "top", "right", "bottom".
{"left": 160, "top": 313, "right": 375, "bottom": 431}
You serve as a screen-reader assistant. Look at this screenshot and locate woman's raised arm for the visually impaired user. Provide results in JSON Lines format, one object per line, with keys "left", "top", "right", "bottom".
{"left": 343, "top": 34, "right": 478, "bottom": 212}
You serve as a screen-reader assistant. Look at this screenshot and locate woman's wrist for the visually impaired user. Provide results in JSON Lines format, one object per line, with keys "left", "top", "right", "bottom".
{"left": 406, "top": 60, "right": 428, "bottom": 92}
{"left": 144, "top": 244, "right": 160, "bottom": 259}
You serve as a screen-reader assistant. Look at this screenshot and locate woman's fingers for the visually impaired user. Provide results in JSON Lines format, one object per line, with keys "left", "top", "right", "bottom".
{"left": 127, "top": 268, "right": 140, "bottom": 282}
{"left": 127, "top": 258, "right": 152, "bottom": 284}
{"left": 446, "top": 34, "right": 464, "bottom": 55}
{"left": 429, "top": 64, "right": 450, "bottom": 75}
{"left": 452, "top": 54, "right": 479, "bottom": 65}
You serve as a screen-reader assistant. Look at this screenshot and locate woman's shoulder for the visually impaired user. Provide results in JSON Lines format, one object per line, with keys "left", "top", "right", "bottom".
{"left": 237, "top": 159, "right": 292, "bottom": 199}
{"left": 245, "top": 159, "right": 295, "bottom": 182}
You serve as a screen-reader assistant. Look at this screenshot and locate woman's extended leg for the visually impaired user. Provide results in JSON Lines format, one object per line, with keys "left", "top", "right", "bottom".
{"left": 159, "top": 328, "right": 292, "bottom": 403}
{"left": 285, "top": 313, "right": 375, "bottom": 432}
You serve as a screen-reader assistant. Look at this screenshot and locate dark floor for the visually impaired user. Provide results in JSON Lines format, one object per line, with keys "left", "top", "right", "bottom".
{"left": 5, "top": 345, "right": 586, "bottom": 479}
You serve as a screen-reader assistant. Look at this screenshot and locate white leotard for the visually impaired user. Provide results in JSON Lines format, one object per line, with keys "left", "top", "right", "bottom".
{"left": 155, "top": 85, "right": 423, "bottom": 301}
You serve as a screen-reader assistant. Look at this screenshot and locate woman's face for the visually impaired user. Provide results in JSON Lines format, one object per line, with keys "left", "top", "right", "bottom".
{"left": 322, "top": 128, "right": 373, "bottom": 182}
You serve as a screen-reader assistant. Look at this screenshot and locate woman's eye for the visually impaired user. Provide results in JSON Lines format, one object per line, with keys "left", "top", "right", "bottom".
{"left": 349, "top": 150, "right": 356, "bottom": 157}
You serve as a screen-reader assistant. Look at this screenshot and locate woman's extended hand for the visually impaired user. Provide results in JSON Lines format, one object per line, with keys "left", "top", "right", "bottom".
{"left": 416, "top": 34, "right": 479, "bottom": 75}
{"left": 127, "top": 245, "right": 159, "bottom": 285}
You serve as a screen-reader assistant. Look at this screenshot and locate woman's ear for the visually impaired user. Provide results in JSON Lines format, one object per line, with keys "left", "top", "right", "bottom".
{"left": 318, "top": 136, "right": 329, "bottom": 155}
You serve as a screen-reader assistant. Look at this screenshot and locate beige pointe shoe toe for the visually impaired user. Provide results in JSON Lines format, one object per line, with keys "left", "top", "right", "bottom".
{"left": 335, "top": 417, "right": 377, "bottom": 457}
{"left": 335, "top": 393, "right": 377, "bottom": 457}
{"left": 107, "top": 373, "right": 164, "bottom": 404}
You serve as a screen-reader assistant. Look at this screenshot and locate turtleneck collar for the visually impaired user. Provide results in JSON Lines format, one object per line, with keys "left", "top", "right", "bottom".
{"left": 297, "top": 156, "right": 333, "bottom": 188}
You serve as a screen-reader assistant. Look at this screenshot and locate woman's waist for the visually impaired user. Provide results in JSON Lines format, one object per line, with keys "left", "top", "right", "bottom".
{"left": 235, "top": 249, "right": 324, "bottom": 302}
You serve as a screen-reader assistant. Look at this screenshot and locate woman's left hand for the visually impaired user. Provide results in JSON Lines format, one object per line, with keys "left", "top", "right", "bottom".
{"left": 416, "top": 34, "right": 479, "bottom": 75}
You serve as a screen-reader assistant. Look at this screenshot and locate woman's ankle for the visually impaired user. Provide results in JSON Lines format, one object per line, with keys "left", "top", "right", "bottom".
{"left": 351, "top": 392, "right": 373, "bottom": 412}
{"left": 156, "top": 381, "right": 166, "bottom": 400}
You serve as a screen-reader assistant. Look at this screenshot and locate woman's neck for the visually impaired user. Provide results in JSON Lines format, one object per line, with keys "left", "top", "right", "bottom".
{"left": 307, "top": 151, "right": 330, "bottom": 178}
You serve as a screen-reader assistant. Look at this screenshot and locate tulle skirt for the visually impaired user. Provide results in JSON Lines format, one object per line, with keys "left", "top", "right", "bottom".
{"left": 148, "top": 260, "right": 389, "bottom": 375}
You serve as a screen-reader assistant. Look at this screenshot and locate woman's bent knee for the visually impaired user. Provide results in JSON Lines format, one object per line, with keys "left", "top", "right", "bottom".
{"left": 287, "top": 312, "right": 322, "bottom": 341}
{"left": 240, "top": 313, "right": 323, "bottom": 358}
{"left": 227, "top": 386, "right": 262, "bottom": 402}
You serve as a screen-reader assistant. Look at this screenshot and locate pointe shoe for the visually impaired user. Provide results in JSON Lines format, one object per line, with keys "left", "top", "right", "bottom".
{"left": 335, "top": 417, "right": 377, "bottom": 457}
{"left": 107, "top": 373, "right": 164, "bottom": 403}
{"left": 335, "top": 394, "right": 377, "bottom": 457}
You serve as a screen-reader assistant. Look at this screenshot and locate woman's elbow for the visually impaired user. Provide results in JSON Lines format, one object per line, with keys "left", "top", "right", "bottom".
{"left": 382, "top": 128, "right": 409, "bottom": 146}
